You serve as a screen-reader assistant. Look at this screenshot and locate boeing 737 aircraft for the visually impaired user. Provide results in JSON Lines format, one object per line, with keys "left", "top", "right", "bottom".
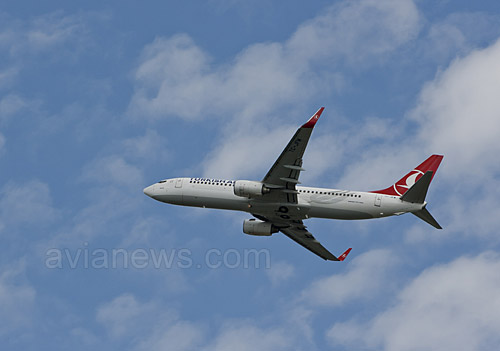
{"left": 144, "top": 108, "right": 443, "bottom": 261}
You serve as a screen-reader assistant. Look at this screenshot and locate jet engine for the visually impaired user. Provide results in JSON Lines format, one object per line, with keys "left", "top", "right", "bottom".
{"left": 243, "top": 219, "right": 278, "bottom": 236}
{"left": 233, "top": 180, "right": 270, "bottom": 198}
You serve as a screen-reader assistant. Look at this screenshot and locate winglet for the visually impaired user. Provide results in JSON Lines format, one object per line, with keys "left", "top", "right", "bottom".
{"left": 337, "top": 248, "right": 352, "bottom": 261}
{"left": 302, "top": 107, "right": 324, "bottom": 128}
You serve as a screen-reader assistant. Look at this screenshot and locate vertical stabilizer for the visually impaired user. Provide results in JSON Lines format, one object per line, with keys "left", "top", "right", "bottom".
{"left": 400, "top": 171, "right": 433, "bottom": 204}
{"left": 371, "top": 155, "right": 443, "bottom": 196}
{"left": 401, "top": 171, "right": 443, "bottom": 229}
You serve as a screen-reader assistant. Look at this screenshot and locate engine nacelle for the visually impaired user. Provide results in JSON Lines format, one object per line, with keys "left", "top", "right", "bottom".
{"left": 243, "top": 219, "right": 278, "bottom": 236}
{"left": 233, "top": 180, "right": 269, "bottom": 198}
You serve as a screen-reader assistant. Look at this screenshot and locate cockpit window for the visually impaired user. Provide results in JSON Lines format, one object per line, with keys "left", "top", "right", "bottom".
{"left": 158, "top": 180, "right": 166, "bottom": 183}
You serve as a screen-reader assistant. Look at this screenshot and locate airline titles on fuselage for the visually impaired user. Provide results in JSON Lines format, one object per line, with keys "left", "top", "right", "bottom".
{"left": 189, "top": 178, "right": 235, "bottom": 185}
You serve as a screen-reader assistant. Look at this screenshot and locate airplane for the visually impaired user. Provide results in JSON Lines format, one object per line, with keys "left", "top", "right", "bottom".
{"left": 143, "top": 108, "right": 443, "bottom": 261}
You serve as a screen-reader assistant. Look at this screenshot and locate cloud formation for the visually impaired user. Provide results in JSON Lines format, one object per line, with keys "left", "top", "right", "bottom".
{"left": 0, "top": 180, "right": 58, "bottom": 233}
{"left": 0, "top": 262, "right": 35, "bottom": 336}
{"left": 0, "top": 11, "right": 90, "bottom": 58}
{"left": 97, "top": 294, "right": 204, "bottom": 350}
{"left": 300, "top": 249, "right": 398, "bottom": 307}
{"left": 330, "top": 37, "right": 500, "bottom": 240}
{"left": 130, "top": 0, "right": 421, "bottom": 120}
{"left": 327, "top": 252, "right": 500, "bottom": 351}
{"left": 129, "top": 0, "right": 423, "bottom": 180}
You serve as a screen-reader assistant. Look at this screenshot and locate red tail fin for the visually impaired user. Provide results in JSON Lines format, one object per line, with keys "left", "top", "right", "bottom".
{"left": 371, "top": 155, "right": 443, "bottom": 196}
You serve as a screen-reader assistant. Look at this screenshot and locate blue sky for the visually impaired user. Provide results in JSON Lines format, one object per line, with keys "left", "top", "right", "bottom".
{"left": 2, "top": 0, "right": 500, "bottom": 350}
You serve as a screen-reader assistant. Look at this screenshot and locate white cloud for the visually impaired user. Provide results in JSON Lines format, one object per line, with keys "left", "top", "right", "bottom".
{"left": 288, "top": 0, "right": 420, "bottom": 65}
{"left": 69, "top": 327, "right": 99, "bottom": 346}
{"left": 129, "top": 34, "right": 212, "bottom": 120}
{"left": 312, "top": 115, "right": 405, "bottom": 189}
{"left": 266, "top": 261, "right": 295, "bottom": 286}
{"left": 406, "top": 184, "right": 500, "bottom": 242}
{"left": 96, "top": 294, "right": 159, "bottom": 338}
{"left": 134, "top": 320, "right": 204, "bottom": 351}
{"left": 300, "top": 249, "right": 398, "bottom": 307}
{"left": 121, "top": 129, "right": 168, "bottom": 162}
{"left": 0, "top": 94, "right": 28, "bottom": 121}
{"left": 420, "top": 12, "right": 500, "bottom": 63}
{"left": 407, "top": 38, "right": 500, "bottom": 238}
{"left": 97, "top": 294, "right": 305, "bottom": 351}
{"left": 0, "top": 180, "right": 58, "bottom": 232}
{"left": 0, "top": 67, "right": 18, "bottom": 89}
{"left": 0, "top": 262, "right": 36, "bottom": 335}
{"left": 130, "top": 0, "right": 421, "bottom": 123}
{"left": 128, "top": 0, "right": 422, "bottom": 182}
{"left": 128, "top": 34, "right": 314, "bottom": 122}
{"left": 0, "top": 11, "right": 90, "bottom": 58}
{"left": 209, "top": 322, "right": 291, "bottom": 351}
{"left": 413, "top": 38, "right": 500, "bottom": 181}
{"left": 46, "top": 185, "right": 141, "bottom": 247}
{"left": 0, "top": 94, "right": 44, "bottom": 137}
{"left": 327, "top": 252, "right": 500, "bottom": 351}
{"left": 26, "top": 12, "right": 87, "bottom": 52}
{"left": 202, "top": 125, "right": 295, "bottom": 179}
{"left": 81, "top": 155, "right": 144, "bottom": 189}
{"left": 97, "top": 293, "right": 204, "bottom": 351}
{"left": 45, "top": 129, "right": 165, "bottom": 248}
{"left": 0, "top": 132, "right": 4, "bottom": 156}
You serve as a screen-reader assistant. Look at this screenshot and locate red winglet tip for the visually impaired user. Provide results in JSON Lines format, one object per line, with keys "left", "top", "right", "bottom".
{"left": 338, "top": 248, "right": 352, "bottom": 261}
{"left": 302, "top": 107, "right": 324, "bottom": 128}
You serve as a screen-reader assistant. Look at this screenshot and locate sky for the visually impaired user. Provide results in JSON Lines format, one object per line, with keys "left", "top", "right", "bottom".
{"left": 1, "top": 0, "right": 500, "bottom": 350}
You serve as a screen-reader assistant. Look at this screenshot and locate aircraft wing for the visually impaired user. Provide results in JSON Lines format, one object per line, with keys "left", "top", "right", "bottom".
{"left": 262, "top": 107, "right": 324, "bottom": 204}
{"left": 280, "top": 223, "right": 351, "bottom": 261}
{"left": 253, "top": 214, "right": 351, "bottom": 261}
{"left": 257, "top": 108, "right": 351, "bottom": 261}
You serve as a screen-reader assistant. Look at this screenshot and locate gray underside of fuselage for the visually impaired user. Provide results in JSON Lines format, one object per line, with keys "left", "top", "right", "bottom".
{"left": 169, "top": 194, "right": 249, "bottom": 211}
{"left": 182, "top": 195, "right": 374, "bottom": 220}
{"left": 307, "top": 207, "right": 374, "bottom": 220}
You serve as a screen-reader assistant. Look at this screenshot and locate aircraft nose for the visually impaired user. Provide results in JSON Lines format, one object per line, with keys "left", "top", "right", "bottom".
{"left": 143, "top": 185, "right": 155, "bottom": 198}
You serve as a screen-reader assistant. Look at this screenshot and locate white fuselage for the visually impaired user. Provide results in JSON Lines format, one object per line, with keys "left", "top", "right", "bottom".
{"left": 144, "top": 177, "right": 424, "bottom": 220}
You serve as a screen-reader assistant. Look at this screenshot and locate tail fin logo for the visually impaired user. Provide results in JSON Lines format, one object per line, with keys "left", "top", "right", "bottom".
{"left": 371, "top": 155, "right": 442, "bottom": 197}
{"left": 394, "top": 170, "right": 424, "bottom": 196}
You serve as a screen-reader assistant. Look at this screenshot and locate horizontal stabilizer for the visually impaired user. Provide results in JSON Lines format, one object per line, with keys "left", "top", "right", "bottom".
{"left": 412, "top": 207, "right": 442, "bottom": 229}
{"left": 400, "top": 171, "right": 433, "bottom": 204}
